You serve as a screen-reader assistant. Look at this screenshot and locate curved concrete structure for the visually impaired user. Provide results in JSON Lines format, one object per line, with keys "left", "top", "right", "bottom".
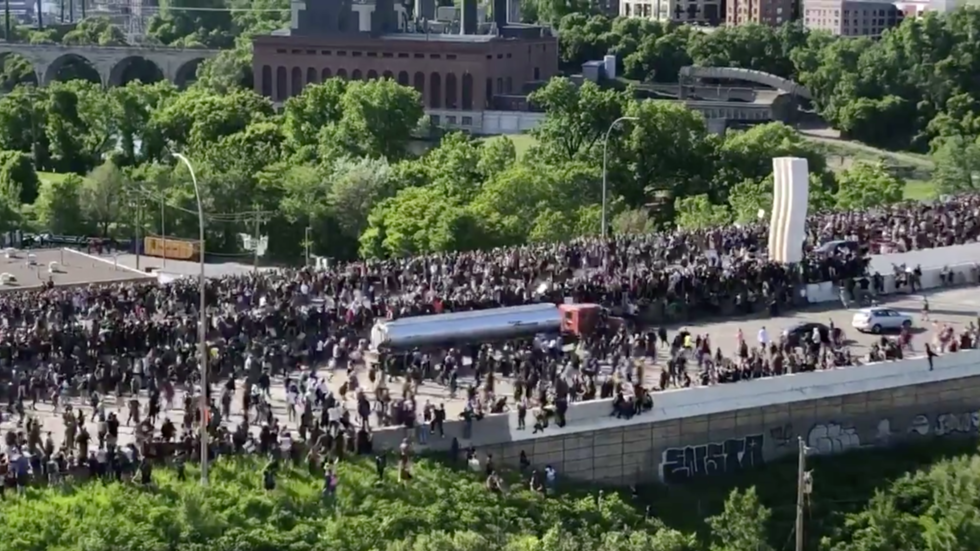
{"left": 0, "top": 43, "right": 220, "bottom": 88}
{"left": 680, "top": 66, "right": 812, "bottom": 100}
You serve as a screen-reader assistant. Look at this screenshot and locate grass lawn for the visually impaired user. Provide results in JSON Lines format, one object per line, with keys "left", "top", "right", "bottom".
{"left": 36, "top": 171, "right": 75, "bottom": 184}
{"left": 904, "top": 179, "right": 937, "bottom": 201}
{"left": 508, "top": 133, "right": 538, "bottom": 158}
{"left": 804, "top": 136, "right": 938, "bottom": 201}
{"left": 488, "top": 132, "right": 939, "bottom": 201}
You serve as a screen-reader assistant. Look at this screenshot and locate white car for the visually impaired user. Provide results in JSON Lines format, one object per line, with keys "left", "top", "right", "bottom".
{"left": 852, "top": 307, "right": 913, "bottom": 334}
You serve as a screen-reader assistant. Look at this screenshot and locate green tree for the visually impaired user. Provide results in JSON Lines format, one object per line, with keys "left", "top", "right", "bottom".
{"left": 327, "top": 156, "right": 395, "bottom": 241}
{"left": 622, "top": 99, "right": 718, "bottom": 211}
{"left": 834, "top": 162, "right": 904, "bottom": 210}
{"left": 529, "top": 78, "right": 629, "bottom": 162}
{"left": 283, "top": 79, "right": 348, "bottom": 153}
{"left": 477, "top": 136, "right": 518, "bottom": 180}
{"left": 0, "top": 150, "right": 39, "bottom": 205}
{"left": 110, "top": 81, "right": 178, "bottom": 166}
{"left": 61, "top": 16, "right": 128, "bottom": 45}
{"left": 35, "top": 174, "right": 88, "bottom": 235}
{"left": 707, "top": 488, "right": 774, "bottom": 551}
{"left": 324, "top": 79, "right": 424, "bottom": 160}
{"left": 0, "top": 87, "right": 48, "bottom": 168}
{"left": 360, "top": 185, "right": 483, "bottom": 258}
{"left": 145, "top": 87, "right": 275, "bottom": 161}
{"left": 83, "top": 160, "right": 127, "bottom": 236}
{"left": 673, "top": 194, "right": 731, "bottom": 230}
{"left": 931, "top": 134, "right": 980, "bottom": 195}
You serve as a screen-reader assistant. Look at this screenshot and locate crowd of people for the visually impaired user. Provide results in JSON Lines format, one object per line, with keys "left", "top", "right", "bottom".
{"left": 1, "top": 195, "right": 980, "bottom": 490}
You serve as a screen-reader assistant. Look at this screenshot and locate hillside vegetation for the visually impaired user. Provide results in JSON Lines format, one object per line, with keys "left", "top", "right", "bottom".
{"left": 2, "top": 439, "right": 980, "bottom": 551}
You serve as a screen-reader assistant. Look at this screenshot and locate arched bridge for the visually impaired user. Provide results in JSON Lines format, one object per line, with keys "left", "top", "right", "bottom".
{"left": 0, "top": 43, "right": 221, "bottom": 88}
{"left": 679, "top": 66, "right": 811, "bottom": 100}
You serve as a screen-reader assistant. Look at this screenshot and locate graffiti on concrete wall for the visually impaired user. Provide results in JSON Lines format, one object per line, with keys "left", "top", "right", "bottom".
{"left": 936, "top": 412, "right": 980, "bottom": 436}
{"left": 659, "top": 434, "right": 764, "bottom": 484}
{"left": 905, "top": 411, "right": 980, "bottom": 436}
{"left": 908, "top": 415, "right": 930, "bottom": 436}
{"left": 769, "top": 423, "right": 794, "bottom": 448}
{"left": 807, "top": 422, "right": 861, "bottom": 455}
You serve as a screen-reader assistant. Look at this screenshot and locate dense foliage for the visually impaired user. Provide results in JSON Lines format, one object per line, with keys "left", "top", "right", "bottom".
{"left": 6, "top": 8, "right": 980, "bottom": 258}
{"left": 8, "top": 4, "right": 980, "bottom": 155}
{"left": 556, "top": 10, "right": 980, "bottom": 154}
{"left": 2, "top": 439, "right": 980, "bottom": 551}
{"left": 0, "top": 76, "right": 914, "bottom": 261}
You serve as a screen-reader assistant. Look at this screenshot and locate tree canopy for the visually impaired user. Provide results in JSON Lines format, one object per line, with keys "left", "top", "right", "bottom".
{"left": 2, "top": 439, "right": 980, "bottom": 551}
{"left": 10, "top": 10, "right": 980, "bottom": 260}
{"left": 0, "top": 71, "right": 924, "bottom": 262}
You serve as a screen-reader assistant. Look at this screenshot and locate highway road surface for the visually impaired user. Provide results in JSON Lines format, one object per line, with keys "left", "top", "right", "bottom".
{"left": 4, "top": 286, "right": 977, "bottom": 450}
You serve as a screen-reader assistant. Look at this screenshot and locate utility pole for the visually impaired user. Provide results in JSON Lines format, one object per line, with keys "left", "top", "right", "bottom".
{"left": 133, "top": 194, "right": 142, "bottom": 271}
{"left": 795, "top": 437, "right": 813, "bottom": 551}
{"left": 5, "top": 0, "right": 11, "bottom": 42}
{"left": 160, "top": 192, "right": 166, "bottom": 268}
{"left": 251, "top": 203, "right": 270, "bottom": 273}
{"left": 35, "top": 0, "right": 41, "bottom": 30}
{"left": 304, "top": 225, "right": 312, "bottom": 267}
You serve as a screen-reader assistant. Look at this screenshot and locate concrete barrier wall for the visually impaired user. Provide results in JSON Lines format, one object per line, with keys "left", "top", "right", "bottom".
{"left": 371, "top": 349, "right": 980, "bottom": 483}
{"left": 481, "top": 372, "right": 980, "bottom": 485}
{"left": 805, "top": 261, "right": 978, "bottom": 303}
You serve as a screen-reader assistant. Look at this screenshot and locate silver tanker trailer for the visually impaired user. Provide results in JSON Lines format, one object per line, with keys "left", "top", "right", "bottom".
{"left": 370, "top": 302, "right": 620, "bottom": 352}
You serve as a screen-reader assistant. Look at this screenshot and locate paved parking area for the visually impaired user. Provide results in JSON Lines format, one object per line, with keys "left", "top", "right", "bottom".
{"left": 5, "top": 285, "right": 977, "bottom": 450}
{"left": 0, "top": 248, "right": 151, "bottom": 291}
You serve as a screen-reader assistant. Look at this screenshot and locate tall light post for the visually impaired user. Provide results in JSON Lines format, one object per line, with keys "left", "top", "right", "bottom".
{"left": 172, "top": 151, "right": 209, "bottom": 486}
{"left": 304, "top": 225, "right": 312, "bottom": 267}
{"left": 159, "top": 176, "right": 167, "bottom": 269}
{"left": 601, "top": 115, "right": 638, "bottom": 240}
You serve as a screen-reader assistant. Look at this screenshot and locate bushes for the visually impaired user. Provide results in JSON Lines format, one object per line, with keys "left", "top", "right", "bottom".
{"left": 0, "top": 455, "right": 677, "bottom": 551}
{"left": 4, "top": 440, "right": 980, "bottom": 551}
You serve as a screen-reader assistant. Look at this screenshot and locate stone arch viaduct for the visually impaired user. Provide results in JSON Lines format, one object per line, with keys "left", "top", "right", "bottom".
{"left": 0, "top": 43, "right": 221, "bottom": 88}
{"left": 679, "top": 66, "right": 812, "bottom": 100}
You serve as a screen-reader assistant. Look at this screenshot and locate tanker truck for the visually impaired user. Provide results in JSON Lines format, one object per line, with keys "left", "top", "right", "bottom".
{"left": 370, "top": 302, "right": 621, "bottom": 352}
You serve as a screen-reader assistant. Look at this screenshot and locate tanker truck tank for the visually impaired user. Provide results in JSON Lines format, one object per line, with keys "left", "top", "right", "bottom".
{"left": 371, "top": 303, "right": 562, "bottom": 352}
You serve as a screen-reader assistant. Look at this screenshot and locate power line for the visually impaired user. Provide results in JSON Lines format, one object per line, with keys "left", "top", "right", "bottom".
{"left": 126, "top": 181, "right": 274, "bottom": 222}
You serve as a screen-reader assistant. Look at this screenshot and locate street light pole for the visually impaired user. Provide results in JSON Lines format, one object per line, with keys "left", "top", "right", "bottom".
{"left": 159, "top": 178, "right": 166, "bottom": 269}
{"left": 601, "top": 115, "right": 638, "bottom": 240}
{"left": 172, "top": 152, "right": 208, "bottom": 486}
{"left": 304, "top": 225, "right": 312, "bottom": 267}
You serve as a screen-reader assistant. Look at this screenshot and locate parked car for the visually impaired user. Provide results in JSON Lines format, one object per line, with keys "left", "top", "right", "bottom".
{"left": 782, "top": 322, "right": 831, "bottom": 346}
{"left": 852, "top": 307, "right": 913, "bottom": 334}
{"left": 815, "top": 239, "right": 859, "bottom": 254}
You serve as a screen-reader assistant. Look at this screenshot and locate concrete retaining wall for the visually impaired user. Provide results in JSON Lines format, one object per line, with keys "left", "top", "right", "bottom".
{"left": 371, "top": 348, "right": 980, "bottom": 484}
{"left": 480, "top": 374, "right": 980, "bottom": 484}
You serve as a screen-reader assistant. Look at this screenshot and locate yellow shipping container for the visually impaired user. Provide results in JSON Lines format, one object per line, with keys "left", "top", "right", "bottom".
{"left": 144, "top": 236, "right": 200, "bottom": 261}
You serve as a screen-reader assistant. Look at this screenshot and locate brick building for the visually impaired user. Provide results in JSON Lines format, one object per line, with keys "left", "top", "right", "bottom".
{"left": 251, "top": 0, "right": 558, "bottom": 109}
{"left": 725, "top": 0, "right": 795, "bottom": 25}
{"left": 802, "top": 0, "right": 903, "bottom": 35}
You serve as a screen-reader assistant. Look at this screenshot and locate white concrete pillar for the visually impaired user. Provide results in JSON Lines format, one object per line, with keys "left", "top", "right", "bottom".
{"left": 351, "top": 4, "right": 376, "bottom": 31}
{"left": 290, "top": 0, "right": 306, "bottom": 29}
{"left": 394, "top": 3, "right": 407, "bottom": 29}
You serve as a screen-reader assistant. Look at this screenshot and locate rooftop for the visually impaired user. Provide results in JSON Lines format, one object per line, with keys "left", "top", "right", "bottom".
{"left": 270, "top": 28, "right": 504, "bottom": 42}
{"left": 0, "top": 248, "right": 153, "bottom": 292}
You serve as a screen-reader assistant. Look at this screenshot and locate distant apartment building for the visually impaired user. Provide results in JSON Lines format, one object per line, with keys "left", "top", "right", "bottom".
{"left": 619, "top": 0, "right": 722, "bottom": 25}
{"left": 725, "top": 0, "right": 795, "bottom": 25}
{"left": 929, "top": 0, "right": 980, "bottom": 11}
{"left": 893, "top": 0, "right": 929, "bottom": 15}
{"left": 803, "top": 0, "right": 902, "bottom": 36}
